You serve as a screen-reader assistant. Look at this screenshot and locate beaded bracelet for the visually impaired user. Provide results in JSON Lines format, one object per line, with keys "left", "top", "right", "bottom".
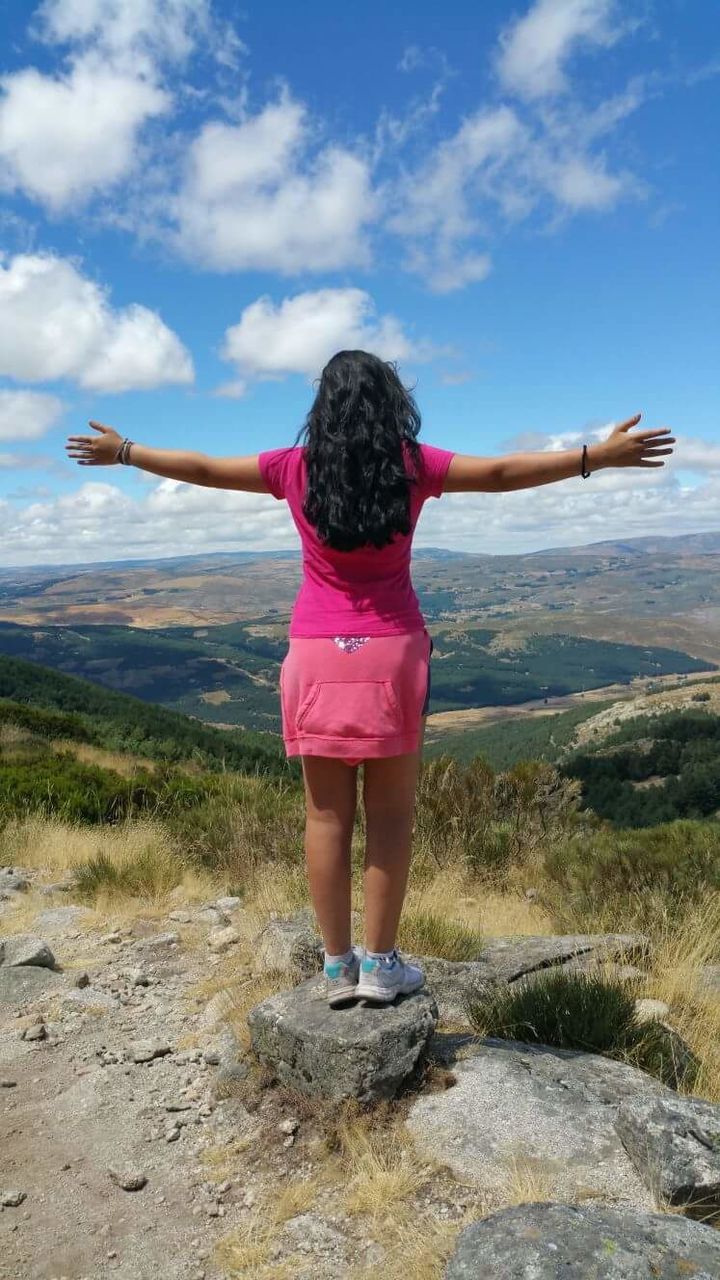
{"left": 116, "top": 437, "right": 135, "bottom": 465}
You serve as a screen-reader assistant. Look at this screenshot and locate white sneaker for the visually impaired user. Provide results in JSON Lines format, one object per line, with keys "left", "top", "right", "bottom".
{"left": 355, "top": 947, "right": 425, "bottom": 1004}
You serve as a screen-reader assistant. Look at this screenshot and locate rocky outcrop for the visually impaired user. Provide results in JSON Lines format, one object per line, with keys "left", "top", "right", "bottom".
{"left": 0, "top": 934, "right": 56, "bottom": 969}
{"left": 615, "top": 1094, "right": 720, "bottom": 1219}
{"left": 252, "top": 912, "right": 325, "bottom": 980}
{"left": 0, "top": 867, "right": 30, "bottom": 896}
{"left": 443, "top": 1202, "right": 720, "bottom": 1278}
{"left": 407, "top": 1037, "right": 668, "bottom": 1206}
{"left": 247, "top": 975, "right": 438, "bottom": 1102}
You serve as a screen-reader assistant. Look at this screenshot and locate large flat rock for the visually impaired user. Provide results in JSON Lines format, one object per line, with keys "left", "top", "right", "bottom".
{"left": 444, "top": 1202, "right": 720, "bottom": 1278}
{"left": 247, "top": 975, "right": 438, "bottom": 1102}
{"left": 407, "top": 1037, "right": 668, "bottom": 1205}
{"left": 404, "top": 933, "right": 648, "bottom": 1026}
{"left": 616, "top": 1094, "right": 720, "bottom": 1219}
{"left": 471, "top": 933, "right": 649, "bottom": 982}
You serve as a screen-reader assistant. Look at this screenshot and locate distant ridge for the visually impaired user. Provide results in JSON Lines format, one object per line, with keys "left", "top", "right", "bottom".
{"left": 526, "top": 531, "right": 720, "bottom": 558}
{"left": 4, "top": 530, "right": 720, "bottom": 578}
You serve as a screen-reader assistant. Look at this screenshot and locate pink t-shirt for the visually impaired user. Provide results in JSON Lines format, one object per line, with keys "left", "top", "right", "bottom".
{"left": 258, "top": 442, "right": 455, "bottom": 637}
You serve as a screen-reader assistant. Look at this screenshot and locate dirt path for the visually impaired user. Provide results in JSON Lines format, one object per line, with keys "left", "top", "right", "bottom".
{"left": 0, "top": 895, "right": 266, "bottom": 1280}
{"left": 0, "top": 881, "right": 472, "bottom": 1280}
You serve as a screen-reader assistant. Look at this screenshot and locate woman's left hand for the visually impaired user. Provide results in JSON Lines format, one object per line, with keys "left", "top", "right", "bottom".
{"left": 65, "top": 420, "right": 124, "bottom": 466}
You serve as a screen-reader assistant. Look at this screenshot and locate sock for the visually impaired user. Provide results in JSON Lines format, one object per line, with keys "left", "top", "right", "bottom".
{"left": 324, "top": 947, "right": 355, "bottom": 967}
{"left": 364, "top": 947, "right": 398, "bottom": 965}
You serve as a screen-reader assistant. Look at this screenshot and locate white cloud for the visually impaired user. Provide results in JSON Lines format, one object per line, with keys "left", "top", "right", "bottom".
{"left": 387, "top": 79, "right": 639, "bottom": 288}
{"left": 36, "top": 0, "right": 216, "bottom": 66}
{"left": 0, "top": 55, "right": 169, "bottom": 210}
{"left": 0, "top": 390, "right": 65, "bottom": 442}
{"left": 1, "top": 0, "right": 243, "bottom": 211}
{"left": 0, "top": 253, "right": 194, "bottom": 392}
{"left": 538, "top": 153, "right": 626, "bottom": 209}
{"left": 382, "top": 0, "right": 643, "bottom": 290}
{"left": 1, "top": 479, "right": 296, "bottom": 566}
{"left": 220, "top": 289, "right": 424, "bottom": 383}
{"left": 497, "top": 0, "right": 622, "bottom": 101}
{"left": 173, "top": 95, "right": 376, "bottom": 272}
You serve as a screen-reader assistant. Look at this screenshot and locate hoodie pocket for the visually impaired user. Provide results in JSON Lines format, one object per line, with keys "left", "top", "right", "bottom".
{"left": 295, "top": 680, "right": 403, "bottom": 739}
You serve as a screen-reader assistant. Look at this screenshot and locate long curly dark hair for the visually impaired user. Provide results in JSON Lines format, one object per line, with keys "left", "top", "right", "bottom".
{"left": 297, "top": 349, "right": 423, "bottom": 551}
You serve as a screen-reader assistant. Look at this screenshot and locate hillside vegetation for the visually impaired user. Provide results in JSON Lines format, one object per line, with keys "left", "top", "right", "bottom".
{"left": 561, "top": 707, "right": 720, "bottom": 827}
{"left": 0, "top": 618, "right": 711, "bottom": 732}
{"left": 0, "top": 654, "right": 288, "bottom": 775}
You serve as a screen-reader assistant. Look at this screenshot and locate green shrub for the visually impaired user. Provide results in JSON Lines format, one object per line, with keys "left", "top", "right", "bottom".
{"left": 0, "top": 744, "right": 214, "bottom": 826}
{"left": 466, "top": 968, "right": 698, "bottom": 1089}
{"left": 73, "top": 847, "right": 183, "bottom": 900}
{"left": 467, "top": 968, "right": 638, "bottom": 1055}
{"left": 0, "top": 699, "right": 93, "bottom": 743}
{"left": 164, "top": 775, "right": 305, "bottom": 878}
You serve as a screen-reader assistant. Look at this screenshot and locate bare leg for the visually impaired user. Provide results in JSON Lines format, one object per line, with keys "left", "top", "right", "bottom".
{"left": 301, "top": 756, "right": 358, "bottom": 955}
{"left": 362, "top": 717, "right": 426, "bottom": 953}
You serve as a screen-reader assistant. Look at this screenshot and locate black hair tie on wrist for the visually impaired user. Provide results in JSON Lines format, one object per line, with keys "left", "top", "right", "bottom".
{"left": 581, "top": 443, "right": 591, "bottom": 479}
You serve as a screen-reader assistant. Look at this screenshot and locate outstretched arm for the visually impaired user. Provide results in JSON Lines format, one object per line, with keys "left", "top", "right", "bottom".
{"left": 65, "top": 422, "right": 267, "bottom": 492}
{"left": 443, "top": 414, "right": 675, "bottom": 493}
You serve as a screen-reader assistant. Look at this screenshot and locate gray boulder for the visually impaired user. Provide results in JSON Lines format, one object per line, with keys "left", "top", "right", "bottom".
{"left": 444, "top": 1202, "right": 720, "bottom": 1278}
{"left": 616, "top": 1094, "right": 720, "bottom": 1218}
{"left": 0, "top": 966, "right": 63, "bottom": 1004}
{"left": 34, "top": 906, "right": 91, "bottom": 934}
{"left": 215, "top": 896, "right": 242, "bottom": 913}
{"left": 248, "top": 975, "right": 438, "bottom": 1102}
{"left": 0, "top": 934, "right": 56, "bottom": 969}
{"left": 0, "top": 868, "right": 30, "bottom": 894}
{"left": 252, "top": 914, "right": 324, "bottom": 980}
{"left": 403, "top": 956, "right": 492, "bottom": 1026}
{"left": 407, "top": 1038, "right": 668, "bottom": 1205}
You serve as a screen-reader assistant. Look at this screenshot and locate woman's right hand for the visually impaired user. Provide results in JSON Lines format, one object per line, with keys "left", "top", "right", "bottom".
{"left": 65, "top": 420, "right": 124, "bottom": 466}
{"left": 595, "top": 414, "right": 676, "bottom": 469}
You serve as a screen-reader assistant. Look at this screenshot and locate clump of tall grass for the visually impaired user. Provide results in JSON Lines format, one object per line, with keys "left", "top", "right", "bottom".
{"left": 466, "top": 968, "right": 698, "bottom": 1091}
{"left": 397, "top": 910, "right": 483, "bottom": 961}
{"left": 164, "top": 773, "right": 305, "bottom": 878}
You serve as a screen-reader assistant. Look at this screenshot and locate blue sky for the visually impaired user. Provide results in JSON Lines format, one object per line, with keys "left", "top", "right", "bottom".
{"left": 1, "top": 0, "right": 718, "bottom": 566}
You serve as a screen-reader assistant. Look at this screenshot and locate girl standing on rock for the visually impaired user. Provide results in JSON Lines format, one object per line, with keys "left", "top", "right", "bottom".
{"left": 67, "top": 350, "right": 675, "bottom": 1007}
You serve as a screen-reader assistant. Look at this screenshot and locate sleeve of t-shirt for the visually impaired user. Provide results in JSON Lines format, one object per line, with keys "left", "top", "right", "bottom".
{"left": 257, "top": 447, "right": 298, "bottom": 500}
{"left": 417, "top": 442, "right": 455, "bottom": 499}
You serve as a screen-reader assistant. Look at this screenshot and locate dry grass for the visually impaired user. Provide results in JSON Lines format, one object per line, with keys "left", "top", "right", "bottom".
{"left": 220, "top": 970, "right": 291, "bottom": 1052}
{"left": 494, "top": 1153, "right": 558, "bottom": 1207}
{"left": 402, "top": 864, "right": 555, "bottom": 939}
{"left": 241, "top": 861, "right": 312, "bottom": 934}
{"left": 214, "top": 1179, "right": 317, "bottom": 1277}
{"left": 50, "top": 738, "right": 159, "bottom": 777}
{"left": 639, "top": 894, "right": 720, "bottom": 1102}
{"left": 337, "top": 1116, "right": 432, "bottom": 1222}
{"left": 346, "top": 1217, "right": 463, "bottom": 1280}
{"left": 200, "top": 1135, "right": 256, "bottom": 1183}
{"left": 0, "top": 813, "right": 219, "bottom": 917}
